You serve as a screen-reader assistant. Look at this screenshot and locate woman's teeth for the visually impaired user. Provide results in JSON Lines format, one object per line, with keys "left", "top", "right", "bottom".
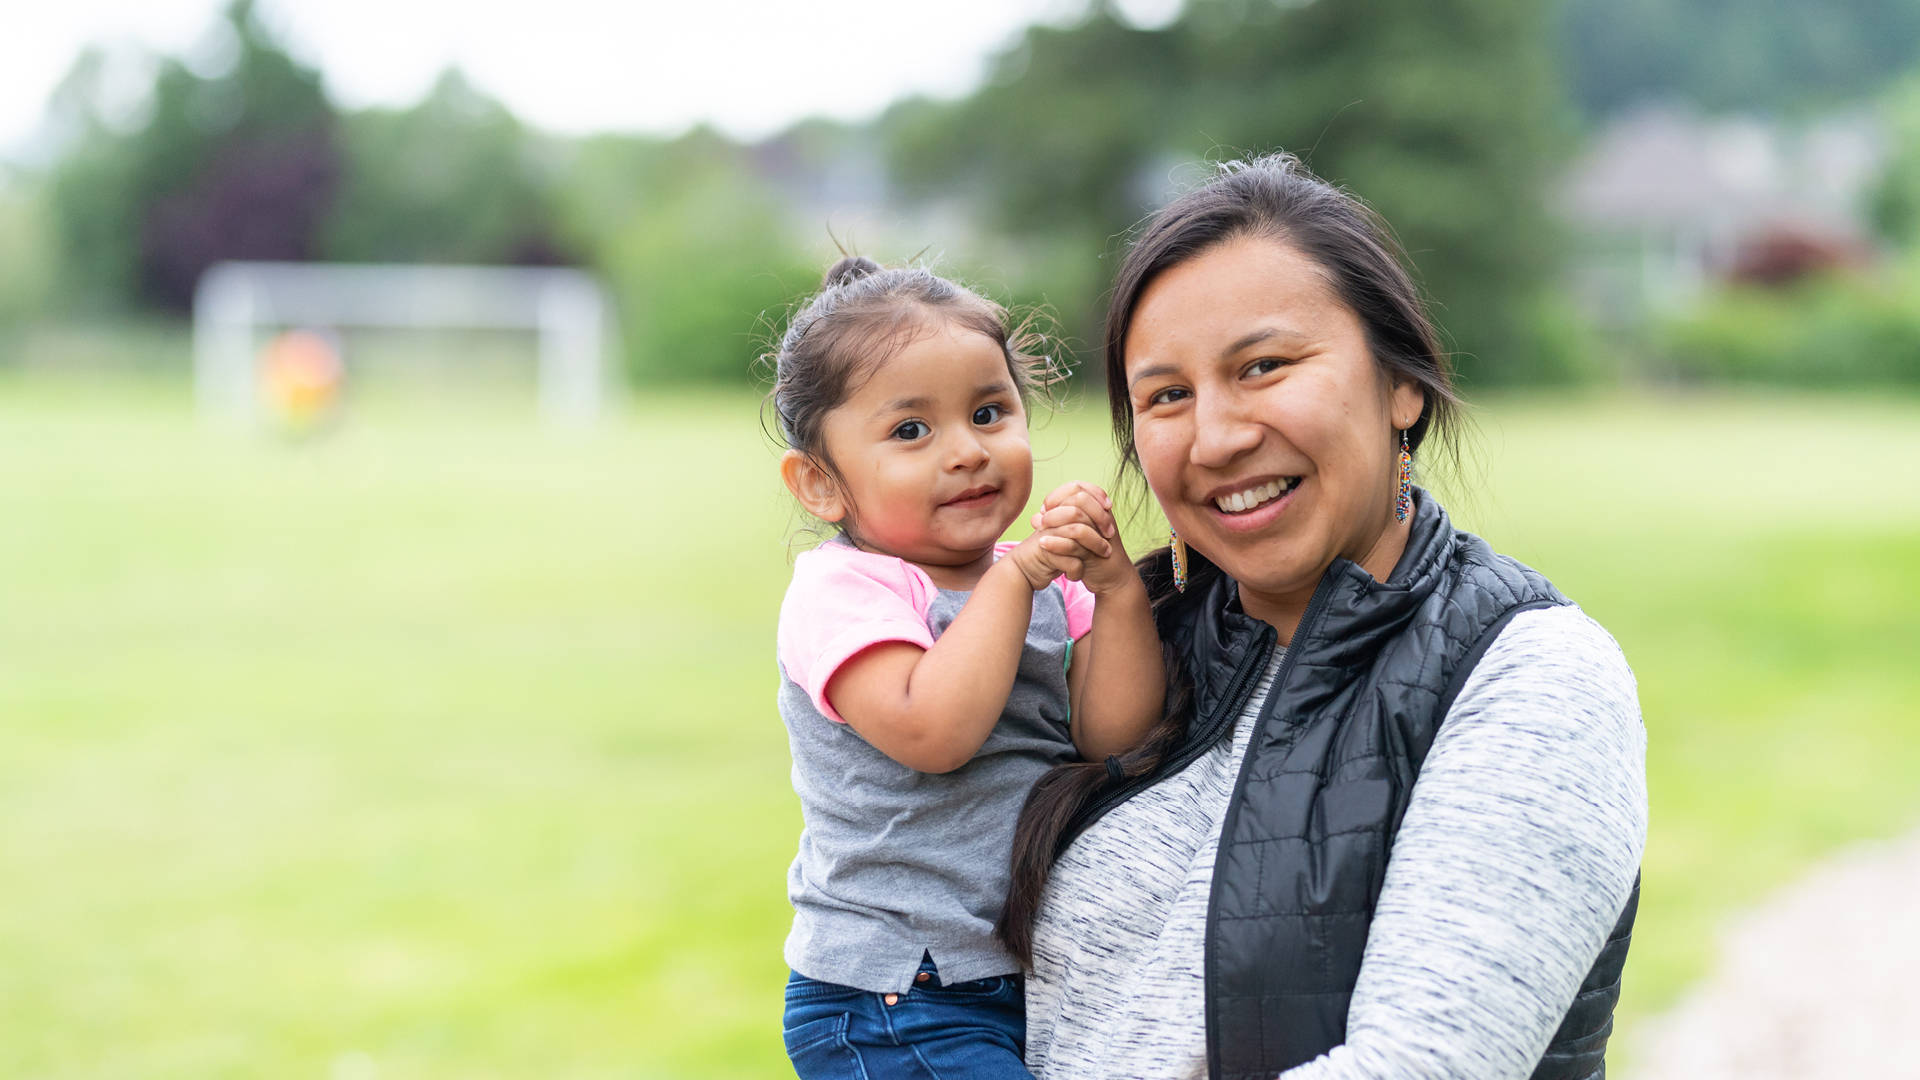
{"left": 1215, "top": 478, "right": 1298, "bottom": 513}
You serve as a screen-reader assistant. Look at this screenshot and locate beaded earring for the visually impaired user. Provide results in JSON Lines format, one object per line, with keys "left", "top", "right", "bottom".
{"left": 1170, "top": 528, "right": 1188, "bottom": 592}
{"left": 1395, "top": 429, "right": 1414, "bottom": 524}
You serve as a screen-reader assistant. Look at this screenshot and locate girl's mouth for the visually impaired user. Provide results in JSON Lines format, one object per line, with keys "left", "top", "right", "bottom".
{"left": 940, "top": 485, "right": 1000, "bottom": 510}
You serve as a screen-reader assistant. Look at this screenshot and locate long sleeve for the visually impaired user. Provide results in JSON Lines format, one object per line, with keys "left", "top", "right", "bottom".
{"left": 1279, "top": 604, "right": 1648, "bottom": 1080}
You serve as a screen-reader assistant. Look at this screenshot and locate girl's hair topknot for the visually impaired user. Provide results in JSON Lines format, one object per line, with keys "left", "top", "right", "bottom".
{"left": 763, "top": 254, "right": 1060, "bottom": 473}
{"left": 821, "top": 254, "right": 882, "bottom": 289}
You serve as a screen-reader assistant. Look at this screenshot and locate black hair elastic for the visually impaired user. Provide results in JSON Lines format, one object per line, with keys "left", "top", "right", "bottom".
{"left": 1104, "top": 755, "right": 1126, "bottom": 783}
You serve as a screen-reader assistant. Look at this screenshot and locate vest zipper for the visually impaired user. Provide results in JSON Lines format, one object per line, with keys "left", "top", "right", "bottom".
{"left": 1203, "top": 576, "right": 1337, "bottom": 1080}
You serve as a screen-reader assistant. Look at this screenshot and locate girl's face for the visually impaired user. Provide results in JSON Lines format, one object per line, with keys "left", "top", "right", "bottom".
{"left": 789, "top": 320, "right": 1032, "bottom": 573}
{"left": 1122, "top": 236, "right": 1423, "bottom": 623}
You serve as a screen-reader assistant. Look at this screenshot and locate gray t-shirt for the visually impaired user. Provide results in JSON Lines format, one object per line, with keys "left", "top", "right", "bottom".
{"left": 777, "top": 540, "right": 1089, "bottom": 994}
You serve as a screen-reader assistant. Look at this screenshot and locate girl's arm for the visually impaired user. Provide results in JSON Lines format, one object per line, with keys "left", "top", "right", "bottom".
{"left": 1278, "top": 606, "right": 1646, "bottom": 1079}
{"left": 1040, "top": 484, "right": 1168, "bottom": 762}
{"left": 823, "top": 529, "right": 1083, "bottom": 775}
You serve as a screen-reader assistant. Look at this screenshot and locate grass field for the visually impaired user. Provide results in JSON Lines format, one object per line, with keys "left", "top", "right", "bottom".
{"left": 3, "top": 370, "right": 1917, "bottom": 1078}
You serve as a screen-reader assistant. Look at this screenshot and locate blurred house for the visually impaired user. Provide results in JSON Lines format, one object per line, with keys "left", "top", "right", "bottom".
{"left": 1560, "top": 106, "right": 1885, "bottom": 327}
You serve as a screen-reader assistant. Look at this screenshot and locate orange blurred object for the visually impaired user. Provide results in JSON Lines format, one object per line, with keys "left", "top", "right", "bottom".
{"left": 259, "top": 329, "right": 344, "bottom": 434}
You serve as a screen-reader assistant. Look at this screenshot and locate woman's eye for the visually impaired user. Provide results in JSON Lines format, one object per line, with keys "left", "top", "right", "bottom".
{"left": 973, "top": 403, "right": 1004, "bottom": 425}
{"left": 1246, "top": 358, "right": 1287, "bottom": 377}
{"left": 1146, "top": 387, "right": 1190, "bottom": 408}
{"left": 892, "top": 420, "right": 930, "bottom": 441}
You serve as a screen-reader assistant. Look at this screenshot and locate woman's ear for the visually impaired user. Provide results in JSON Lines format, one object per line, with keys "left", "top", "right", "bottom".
{"left": 1390, "top": 379, "right": 1425, "bottom": 433}
{"left": 781, "top": 450, "right": 847, "bottom": 523}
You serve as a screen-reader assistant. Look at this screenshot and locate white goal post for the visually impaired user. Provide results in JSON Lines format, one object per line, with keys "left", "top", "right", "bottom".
{"left": 193, "top": 261, "right": 613, "bottom": 426}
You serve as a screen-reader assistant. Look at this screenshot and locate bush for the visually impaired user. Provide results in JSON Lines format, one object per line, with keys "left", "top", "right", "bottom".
{"left": 1658, "top": 262, "right": 1920, "bottom": 386}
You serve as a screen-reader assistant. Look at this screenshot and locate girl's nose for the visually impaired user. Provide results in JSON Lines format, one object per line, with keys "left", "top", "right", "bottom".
{"left": 946, "top": 431, "right": 990, "bottom": 470}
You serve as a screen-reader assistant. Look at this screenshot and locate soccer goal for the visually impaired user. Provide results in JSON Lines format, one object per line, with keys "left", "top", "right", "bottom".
{"left": 192, "top": 261, "right": 613, "bottom": 427}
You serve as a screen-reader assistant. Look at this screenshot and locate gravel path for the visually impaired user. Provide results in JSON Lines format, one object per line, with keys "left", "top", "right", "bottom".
{"left": 1627, "top": 825, "right": 1920, "bottom": 1079}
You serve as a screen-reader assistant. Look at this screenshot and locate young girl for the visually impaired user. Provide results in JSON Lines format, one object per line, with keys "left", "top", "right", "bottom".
{"left": 769, "top": 255, "right": 1167, "bottom": 1078}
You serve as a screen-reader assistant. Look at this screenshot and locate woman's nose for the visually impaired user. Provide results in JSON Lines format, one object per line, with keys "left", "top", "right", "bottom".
{"left": 1189, "top": 391, "right": 1263, "bottom": 467}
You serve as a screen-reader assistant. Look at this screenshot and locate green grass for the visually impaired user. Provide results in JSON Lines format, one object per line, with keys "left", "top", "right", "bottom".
{"left": 2, "top": 371, "right": 1916, "bottom": 1078}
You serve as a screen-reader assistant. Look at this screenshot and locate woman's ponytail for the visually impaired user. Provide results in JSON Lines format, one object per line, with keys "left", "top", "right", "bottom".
{"left": 997, "top": 546, "right": 1216, "bottom": 965}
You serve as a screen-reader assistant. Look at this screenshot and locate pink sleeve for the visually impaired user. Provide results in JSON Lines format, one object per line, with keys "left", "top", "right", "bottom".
{"left": 777, "top": 544, "right": 936, "bottom": 724}
{"left": 1059, "top": 576, "right": 1098, "bottom": 640}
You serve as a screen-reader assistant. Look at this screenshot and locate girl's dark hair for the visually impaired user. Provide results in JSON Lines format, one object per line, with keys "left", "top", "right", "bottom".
{"left": 764, "top": 255, "right": 1056, "bottom": 480}
{"left": 998, "top": 152, "right": 1463, "bottom": 965}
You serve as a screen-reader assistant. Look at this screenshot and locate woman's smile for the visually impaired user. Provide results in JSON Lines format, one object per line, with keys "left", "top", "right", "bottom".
{"left": 1200, "top": 474, "right": 1303, "bottom": 533}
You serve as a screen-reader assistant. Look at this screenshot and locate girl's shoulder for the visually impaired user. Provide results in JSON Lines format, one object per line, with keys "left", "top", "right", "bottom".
{"left": 788, "top": 538, "right": 938, "bottom": 614}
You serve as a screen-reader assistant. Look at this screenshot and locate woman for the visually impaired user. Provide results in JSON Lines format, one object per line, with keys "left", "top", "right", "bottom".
{"left": 1001, "top": 154, "right": 1646, "bottom": 1080}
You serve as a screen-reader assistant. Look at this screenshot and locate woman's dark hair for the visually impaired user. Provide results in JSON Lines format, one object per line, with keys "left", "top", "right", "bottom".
{"left": 998, "top": 152, "right": 1463, "bottom": 965}
{"left": 763, "top": 255, "right": 1056, "bottom": 483}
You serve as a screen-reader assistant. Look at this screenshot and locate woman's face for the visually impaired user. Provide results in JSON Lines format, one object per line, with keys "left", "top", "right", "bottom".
{"left": 1122, "top": 235, "right": 1424, "bottom": 622}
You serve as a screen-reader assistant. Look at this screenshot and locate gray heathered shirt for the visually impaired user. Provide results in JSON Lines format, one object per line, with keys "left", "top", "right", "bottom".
{"left": 1024, "top": 604, "right": 1647, "bottom": 1079}
{"left": 780, "top": 571, "right": 1081, "bottom": 995}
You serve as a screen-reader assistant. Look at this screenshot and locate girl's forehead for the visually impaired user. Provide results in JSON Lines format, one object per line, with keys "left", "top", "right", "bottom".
{"left": 846, "top": 323, "right": 1010, "bottom": 403}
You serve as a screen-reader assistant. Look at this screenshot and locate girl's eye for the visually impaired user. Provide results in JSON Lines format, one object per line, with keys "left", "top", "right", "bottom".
{"left": 892, "top": 420, "right": 930, "bottom": 441}
{"left": 972, "top": 404, "right": 1004, "bottom": 425}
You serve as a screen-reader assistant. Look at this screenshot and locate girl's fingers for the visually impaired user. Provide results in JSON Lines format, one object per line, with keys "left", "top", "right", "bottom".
{"left": 1043, "top": 481, "right": 1112, "bottom": 513}
{"left": 1038, "top": 525, "right": 1112, "bottom": 560}
{"left": 1039, "top": 493, "right": 1117, "bottom": 539}
{"left": 1037, "top": 504, "right": 1096, "bottom": 532}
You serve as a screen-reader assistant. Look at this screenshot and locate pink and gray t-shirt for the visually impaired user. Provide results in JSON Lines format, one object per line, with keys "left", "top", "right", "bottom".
{"left": 777, "top": 537, "right": 1096, "bottom": 994}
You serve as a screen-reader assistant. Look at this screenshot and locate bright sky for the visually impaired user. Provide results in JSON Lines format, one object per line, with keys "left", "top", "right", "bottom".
{"left": 1, "top": 0, "right": 1184, "bottom": 163}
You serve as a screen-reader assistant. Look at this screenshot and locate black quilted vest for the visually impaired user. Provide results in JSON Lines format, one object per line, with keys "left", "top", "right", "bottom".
{"left": 1059, "top": 493, "right": 1638, "bottom": 1080}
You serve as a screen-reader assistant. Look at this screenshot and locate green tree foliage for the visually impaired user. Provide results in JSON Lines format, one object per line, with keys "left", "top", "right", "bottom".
{"left": 0, "top": 182, "right": 57, "bottom": 329}
{"left": 555, "top": 129, "right": 817, "bottom": 384}
{"left": 324, "top": 70, "right": 569, "bottom": 265}
{"left": 885, "top": 0, "right": 1572, "bottom": 383}
{"left": 1560, "top": 0, "right": 1920, "bottom": 118}
{"left": 1871, "top": 74, "right": 1920, "bottom": 246}
{"left": 46, "top": 0, "right": 340, "bottom": 312}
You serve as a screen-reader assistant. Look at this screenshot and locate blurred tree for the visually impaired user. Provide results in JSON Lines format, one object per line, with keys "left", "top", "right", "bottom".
{"left": 1870, "top": 74, "right": 1920, "bottom": 246}
{"left": 0, "top": 181, "right": 57, "bottom": 329}
{"left": 1560, "top": 0, "right": 1920, "bottom": 118}
{"left": 40, "top": 47, "right": 148, "bottom": 309}
{"left": 555, "top": 129, "right": 817, "bottom": 384}
{"left": 46, "top": 0, "right": 341, "bottom": 312}
{"left": 323, "top": 69, "right": 570, "bottom": 265}
{"left": 885, "top": 0, "right": 1572, "bottom": 383}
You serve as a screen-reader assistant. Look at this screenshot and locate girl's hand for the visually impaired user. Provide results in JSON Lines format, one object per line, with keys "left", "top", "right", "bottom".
{"left": 1002, "top": 483, "right": 1114, "bottom": 591}
{"left": 1002, "top": 528, "right": 1079, "bottom": 591}
{"left": 1028, "top": 482, "right": 1141, "bottom": 597}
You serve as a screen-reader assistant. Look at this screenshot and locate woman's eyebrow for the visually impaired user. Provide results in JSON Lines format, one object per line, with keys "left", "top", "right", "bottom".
{"left": 1127, "top": 363, "right": 1180, "bottom": 390}
{"left": 1129, "top": 326, "right": 1314, "bottom": 390}
{"left": 1226, "top": 326, "right": 1310, "bottom": 354}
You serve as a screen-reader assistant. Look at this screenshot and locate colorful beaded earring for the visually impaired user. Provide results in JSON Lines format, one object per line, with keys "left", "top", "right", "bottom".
{"left": 1394, "top": 428, "right": 1414, "bottom": 523}
{"left": 1170, "top": 528, "right": 1188, "bottom": 592}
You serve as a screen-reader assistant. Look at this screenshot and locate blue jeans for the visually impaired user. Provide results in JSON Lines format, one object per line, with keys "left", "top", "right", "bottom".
{"left": 782, "top": 955, "right": 1032, "bottom": 1079}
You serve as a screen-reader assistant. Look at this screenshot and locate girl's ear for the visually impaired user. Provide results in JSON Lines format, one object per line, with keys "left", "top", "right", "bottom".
{"left": 781, "top": 450, "right": 847, "bottom": 523}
